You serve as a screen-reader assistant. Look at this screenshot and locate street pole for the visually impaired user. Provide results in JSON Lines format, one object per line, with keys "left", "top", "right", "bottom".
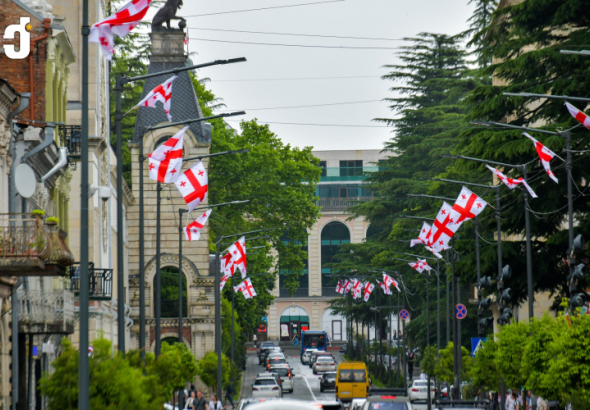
{"left": 565, "top": 131, "right": 574, "bottom": 249}
{"left": 115, "top": 76, "right": 125, "bottom": 354}
{"left": 446, "top": 249, "right": 450, "bottom": 345}
{"left": 402, "top": 294, "right": 407, "bottom": 389}
{"left": 476, "top": 215, "right": 482, "bottom": 336}
{"left": 155, "top": 182, "right": 162, "bottom": 357}
{"left": 139, "top": 137, "right": 146, "bottom": 358}
{"left": 178, "top": 208, "right": 186, "bottom": 410}
{"left": 437, "top": 258, "right": 440, "bottom": 353}
{"left": 451, "top": 237, "right": 459, "bottom": 401}
{"left": 426, "top": 274, "right": 430, "bottom": 345}
{"left": 231, "top": 283, "right": 235, "bottom": 362}
{"left": 396, "top": 290, "right": 400, "bottom": 379}
{"left": 79, "top": 0, "right": 90, "bottom": 408}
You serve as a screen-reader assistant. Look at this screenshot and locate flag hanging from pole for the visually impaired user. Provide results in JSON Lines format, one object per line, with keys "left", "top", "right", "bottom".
{"left": 89, "top": 0, "right": 152, "bottom": 60}
{"left": 429, "top": 202, "right": 462, "bottom": 252}
{"left": 220, "top": 274, "right": 230, "bottom": 291}
{"left": 351, "top": 279, "right": 362, "bottom": 299}
{"left": 344, "top": 279, "right": 352, "bottom": 294}
{"left": 227, "top": 236, "right": 247, "bottom": 278}
{"left": 408, "top": 259, "right": 432, "bottom": 274}
{"left": 450, "top": 186, "right": 488, "bottom": 224}
{"left": 523, "top": 133, "right": 559, "bottom": 184}
{"left": 383, "top": 273, "right": 401, "bottom": 293}
{"left": 565, "top": 102, "right": 590, "bottom": 130}
{"left": 132, "top": 76, "right": 177, "bottom": 121}
{"left": 147, "top": 126, "right": 187, "bottom": 183}
{"left": 410, "top": 221, "right": 432, "bottom": 247}
{"left": 486, "top": 165, "right": 538, "bottom": 198}
{"left": 377, "top": 279, "right": 393, "bottom": 295}
{"left": 363, "top": 282, "right": 375, "bottom": 302}
{"left": 336, "top": 280, "right": 345, "bottom": 294}
{"left": 183, "top": 209, "right": 211, "bottom": 241}
{"left": 175, "top": 160, "right": 209, "bottom": 212}
{"left": 234, "top": 278, "right": 257, "bottom": 299}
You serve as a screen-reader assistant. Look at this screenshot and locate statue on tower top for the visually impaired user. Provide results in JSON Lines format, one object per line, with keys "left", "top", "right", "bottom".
{"left": 151, "top": 0, "right": 187, "bottom": 30}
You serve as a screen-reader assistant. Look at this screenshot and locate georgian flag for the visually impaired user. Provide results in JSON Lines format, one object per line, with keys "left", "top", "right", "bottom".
{"left": 220, "top": 274, "right": 230, "bottom": 291}
{"left": 221, "top": 252, "right": 235, "bottom": 277}
{"left": 183, "top": 209, "right": 211, "bottom": 241}
{"left": 523, "top": 133, "right": 559, "bottom": 184}
{"left": 148, "top": 126, "right": 187, "bottom": 183}
{"left": 227, "top": 236, "right": 247, "bottom": 278}
{"left": 409, "top": 259, "right": 432, "bottom": 274}
{"left": 336, "top": 280, "right": 345, "bottom": 294}
{"left": 486, "top": 165, "right": 538, "bottom": 198}
{"left": 234, "top": 278, "right": 257, "bottom": 299}
{"left": 89, "top": 0, "right": 152, "bottom": 60}
{"left": 351, "top": 279, "right": 362, "bottom": 299}
{"left": 363, "top": 282, "right": 375, "bottom": 302}
{"left": 410, "top": 221, "right": 432, "bottom": 247}
{"left": 175, "top": 160, "right": 208, "bottom": 212}
{"left": 429, "top": 202, "right": 463, "bottom": 252}
{"left": 344, "top": 279, "right": 353, "bottom": 294}
{"left": 450, "top": 187, "right": 488, "bottom": 224}
{"left": 377, "top": 280, "right": 393, "bottom": 295}
{"left": 425, "top": 246, "right": 444, "bottom": 259}
{"left": 383, "top": 273, "right": 401, "bottom": 293}
{"left": 565, "top": 102, "right": 590, "bottom": 130}
{"left": 132, "top": 76, "right": 177, "bottom": 121}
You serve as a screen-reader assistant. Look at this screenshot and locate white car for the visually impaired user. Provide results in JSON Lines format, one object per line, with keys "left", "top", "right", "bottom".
{"left": 407, "top": 379, "right": 436, "bottom": 403}
{"left": 270, "top": 365, "right": 294, "bottom": 393}
{"left": 312, "top": 356, "right": 336, "bottom": 374}
{"left": 350, "top": 398, "right": 366, "bottom": 410}
{"left": 252, "top": 376, "right": 282, "bottom": 398}
{"left": 301, "top": 348, "right": 318, "bottom": 364}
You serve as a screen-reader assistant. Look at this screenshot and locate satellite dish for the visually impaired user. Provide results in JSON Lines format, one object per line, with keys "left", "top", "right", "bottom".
{"left": 15, "top": 163, "right": 37, "bottom": 198}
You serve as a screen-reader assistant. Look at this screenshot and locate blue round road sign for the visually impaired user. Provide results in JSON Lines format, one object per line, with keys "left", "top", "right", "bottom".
{"left": 456, "top": 304, "right": 467, "bottom": 320}
{"left": 399, "top": 309, "right": 409, "bottom": 320}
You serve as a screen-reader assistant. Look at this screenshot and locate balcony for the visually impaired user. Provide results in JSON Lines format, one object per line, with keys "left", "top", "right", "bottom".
{"left": 58, "top": 125, "right": 82, "bottom": 156}
{"left": 321, "top": 287, "right": 340, "bottom": 297}
{"left": 279, "top": 288, "right": 309, "bottom": 298}
{"left": 69, "top": 262, "right": 113, "bottom": 300}
{"left": 17, "top": 288, "right": 74, "bottom": 334}
{"left": 320, "top": 166, "right": 378, "bottom": 182}
{"left": 317, "top": 197, "right": 374, "bottom": 211}
{"left": 0, "top": 214, "right": 75, "bottom": 276}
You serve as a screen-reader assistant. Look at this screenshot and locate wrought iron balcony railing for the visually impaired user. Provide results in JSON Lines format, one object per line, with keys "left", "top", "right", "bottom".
{"left": 17, "top": 288, "right": 74, "bottom": 334}
{"left": 58, "top": 125, "right": 82, "bottom": 156}
{"left": 68, "top": 262, "right": 113, "bottom": 300}
{"left": 279, "top": 287, "right": 309, "bottom": 298}
{"left": 316, "top": 197, "right": 374, "bottom": 211}
{"left": 0, "top": 213, "right": 75, "bottom": 276}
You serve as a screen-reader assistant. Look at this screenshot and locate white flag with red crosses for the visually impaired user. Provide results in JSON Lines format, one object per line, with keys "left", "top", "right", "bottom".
{"left": 429, "top": 202, "right": 463, "bottom": 252}
{"left": 148, "top": 126, "right": 187, "bottom": 184}
{"left": 220, "top": 274, "right": 230, "bottom": 291}
{"left": 234, "top": 278, "right": 257, "bottom": 299}
{"left": 450, "top": 187, "right": 488, "bottom": 224}
{"left": 363, "top": 282, "right": 375, "bottom": 302}
{"left": 175, "top": 160, "right": 208, "bottom": 212}
{"left": 425, "top": 246, "right": 444, "bottom": 259}
{"left": 377, "top": 279, "right": 393, "bottom": 295}
{"left": 566, "top": 102, "right": 590, "bottom": 130}
{"left": 408, "top": 259, "right": 432, "bottom": 274}
{"left": 523, "top": 133, "right": 559, "bottom": 184}
{"left": 89, "top": 0, "right": 152, "bottom": 60}
{"left": 221, "top": 252, "right": 235, "bottom": 277}
{"left": 227, "top": 236, "right": 247, "bottom": 278}
{"left": 336, "top": 280, "right": 345, "bottom": 294}
{"left": 351, "top": 279, "right": 362, "bottom": 299}
{"left": 383, "top": 273, "right": 401, "bottom": 293}
{"left": 411, "top": 221, "right": 432, "bottom": 247}
{"left": 133, "top": 76, "right": 177, "bottom": 121}
{"left": 486, "top": 165, "right": 538, "bottom": 198}
{"left": 183, "top": 209, "right": 211, "bottom": 241}
{"left": 344, "top": 279, "right": 352, "bottom": 294}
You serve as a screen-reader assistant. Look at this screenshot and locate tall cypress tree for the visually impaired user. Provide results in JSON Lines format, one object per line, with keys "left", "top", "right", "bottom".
{"left": 462, "top": 0, "right": 499, "bottom": 67}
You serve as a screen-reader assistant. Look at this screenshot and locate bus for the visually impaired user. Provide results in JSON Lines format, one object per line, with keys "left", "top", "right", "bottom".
{"left": 301, "top": 330, "right": 327, "bottom": 356}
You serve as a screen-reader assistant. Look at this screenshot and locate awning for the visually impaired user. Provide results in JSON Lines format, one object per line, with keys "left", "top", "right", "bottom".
{"left": 280, "top": 315, "right": 310, "bottom": 323}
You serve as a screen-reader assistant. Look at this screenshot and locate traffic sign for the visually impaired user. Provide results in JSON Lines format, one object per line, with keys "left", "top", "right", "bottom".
{"left": 456, "top": 304, "right": 467, "bottom": 319}
{"left": 471, "top": 337, "right": 486, "bottom": 356}
{"left": 399, "top": 309, "right": 409, "bottom": 320}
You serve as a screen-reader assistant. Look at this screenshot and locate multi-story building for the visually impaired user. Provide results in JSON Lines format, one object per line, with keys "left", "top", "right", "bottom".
{"left": 265, "top": 149, "right": 396, "bottom": 342}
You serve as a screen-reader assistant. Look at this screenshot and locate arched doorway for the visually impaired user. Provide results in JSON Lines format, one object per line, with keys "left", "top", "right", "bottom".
{"left": 157, "top": 267, "right": 188, "bottom": 318}
{"left": 279, "top": 306, "right": 310, "bottom": 342}
{"left": 321, "top": 221, "right": 350, "bottom": 293}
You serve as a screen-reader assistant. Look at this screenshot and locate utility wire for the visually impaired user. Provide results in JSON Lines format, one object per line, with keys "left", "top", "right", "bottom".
{"left": 185, "top": 0, "right": 345, "bottom": 17}
{"left": 229, "top": 99, "right": 382, "bottom": 111}
{"left": 188, "top": 37, "right": 402, "bottom": 50}
{"left": 225, "top": 120, "right": 389, "bottom": 128}
{"left": 211, "top": 75, "right": 379, "bottom": 82}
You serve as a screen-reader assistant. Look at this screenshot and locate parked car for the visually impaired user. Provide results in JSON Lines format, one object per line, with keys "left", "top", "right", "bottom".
{"left": 236, "top": 397, "right": 280, "bottom": 410}
{"left": 319, "top": 371, "right": 337, "bottom": 392}
{"left": 313, "top": 356, "right": 336, "bottom": 374}
{"left": 252, "top": 375, "right": 282, "bottom": 398}
{"left": 260, "top": 347, "right": 281, "bottom": 365}
{"left": 270, "top": 365, "right": 294, "bottom": 394}
{"left": 407, "top": 379, "right": 436, "bottom": 403}
{"left": 301, "top": 348, "right": 318, "bottom": 364}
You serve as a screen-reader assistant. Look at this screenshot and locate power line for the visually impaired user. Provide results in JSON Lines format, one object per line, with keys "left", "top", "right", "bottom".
{"left": 189, "top": 37, "right": 401, "bottom": 50}
{"left": 185, "top": 0, "right": 345, "bottom": 17}
{"left": 189, "top": 27, "right": 405, "bottom": 42}
{"left": 211, "top": 75, "right": 379, "bottom": 82}
{"left": 225, "top": 120, "right": 389, "bottom": 128}
{"left": 229, "top": 99, "right": 383, "bottom": 111}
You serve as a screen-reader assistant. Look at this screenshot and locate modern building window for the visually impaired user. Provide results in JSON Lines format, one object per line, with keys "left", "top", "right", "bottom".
{"left": 279, "top": 231, "right": 309, "bottom": 297}
{"left": 339, "top": 160, "right": 363, "bottom": 177}
{"left": 319, "top": 161, "right": 327, "bottom": 177}
{"left": 321, "top": 222, "right": 350, "bottom": 289}
{"left": 317, "top": 184, "right": 374, "bottom": 199}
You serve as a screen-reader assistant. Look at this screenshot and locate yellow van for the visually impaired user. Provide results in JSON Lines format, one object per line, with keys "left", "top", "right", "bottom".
{"left": 335, "top": 361, "right": 369, "bottom": 402}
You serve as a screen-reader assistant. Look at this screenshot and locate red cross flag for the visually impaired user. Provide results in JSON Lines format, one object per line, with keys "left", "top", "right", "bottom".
{"left": 383, "top": 273, "right": 401, "bottom": 293}
{"left": 450, "top": 187, "right": 488, "bottom": 224}
{"left": 89, "top": 0, "right": 151, "bottom": 60}
{"left": 425, "top": 246, "right": 444, "bottom": 259}
{"left": 566, "top": 102, "right": 590, "bottom": 130}
{"left": 351, "top": 279, "right": 362, "bottom": 299}
{"left": 363, "top": 282, "right": 375, "bottom": 302}
{"left": 220, "top": 273, "right": 230, "bottom": 291}
{"left": 344, "top": 279, "right": 352, "bottom": 294}
{"left": 377, "top": 279, "right": 393, "bottom": 295}
{"left": 183, "top": 209, "right": 211, "bottom": 241}
{"left": 175, "top": 160, "right": 209, "bottom": 212}
{"left": 485, "top": 165, "right": 538, "bottom": 198}
{"left": 148, "top": 126, "right": 187, "bottom": 183}
{"left": 409, "top": 259, "right": 432, "bottom": 274}
{"left": 523, "top": 133, "right": 559, "bottom": 184}
{"left": 336, "top": 280, "right": 345, "bottom": 294}
{"left": 235, "top": 278, "right": 257, "bottom": 299}
{"left": 227, "top": 236, "right": 247, "bottom": 278}
{"left": 132, "top": 76, "right": 177, "bottom": 121}
{"left": 429, "top": 202, "right": 462, "bottom": 252}
{"left": 221, "top": 252, "right": 235, "bottom": 277}
{"left": 410, "top": 221, "right": 432, "bottom": 247}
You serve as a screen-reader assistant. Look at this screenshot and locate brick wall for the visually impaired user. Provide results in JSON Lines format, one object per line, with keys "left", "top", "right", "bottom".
{"left": 0, "top": 4, "right": 49, "bottom": 123}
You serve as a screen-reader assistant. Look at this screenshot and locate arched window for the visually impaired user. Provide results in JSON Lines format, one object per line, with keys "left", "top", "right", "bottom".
{"left": 279, "top": 231, "right": 309, "bottom": 297}
{"left": 157, "top": 267, "right": 188, "bottom": 318}
{"left": 321, "top": 222, "right": 350, "bottom": 289}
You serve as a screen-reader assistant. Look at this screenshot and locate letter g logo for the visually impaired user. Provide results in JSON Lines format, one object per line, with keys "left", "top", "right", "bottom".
{"left": 4, "top": 17, "right": 31, "bottom": 59}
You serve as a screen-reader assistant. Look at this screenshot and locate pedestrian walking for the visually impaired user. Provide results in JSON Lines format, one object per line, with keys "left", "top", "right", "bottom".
{"left": 506, "top": 391, "right": 516, "bottom": 410}
{"left": 185, "top": 391, "right": 196, "bottom": 410}
{"left": 209, "top": 394, "right": 223, "bottom": 410}
{"left": 253, "top": 334, "right": 257, "bottom": 347}
{"left": 526, "top": 391, "right": 532, "bottom": 410}
{"left": 225, "top": 383, "right": 235, "bottom": 408}
{"left": 192, "top": 391, "right": 209, "bottom": 410}
{"left": 407, "top": 352, "right": 415, "bottom": 380}
{"left": 292, "top": 334, "right": 299, "bottom": 346}
{"left": 537, "top": 396, "right": 548, "bottom": 410}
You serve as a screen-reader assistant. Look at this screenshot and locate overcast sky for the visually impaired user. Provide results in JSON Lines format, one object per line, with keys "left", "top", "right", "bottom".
{"left": 174, "top": 0, "right": 475, "bottom": 151}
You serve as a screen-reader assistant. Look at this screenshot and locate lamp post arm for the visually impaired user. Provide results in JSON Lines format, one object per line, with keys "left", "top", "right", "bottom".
{"left": 191, "top": 200, "right": 250, "bottom": 213}
{"left": 123, "top": 58, "right": 247, "bottom": 83}
{"left": 391, "top": 214, "right": 436, "bottom": 222}
{"left": 441, "top": 154, "right": 518, "bottom": 169}
{"left": 470, "top": 121, "right": 561, "bottom": 137}
{"left": 185, "top": 149, "right": 249, "bottom": 161}
{"left": 146, "top": 111, "right": 246, "bottom": 131}
{"left": 503, "top": 92, "right": 590, "bottom": 104}
{"left": 407, "top": 193, "right": 455, "bottom": 201}
{"left": 426, "top": 177, "right": 493, "bottom": 190}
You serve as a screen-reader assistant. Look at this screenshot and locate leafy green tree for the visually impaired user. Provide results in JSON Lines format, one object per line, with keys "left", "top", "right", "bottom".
{"left": 495, "top": 320, "right": 529, "bottom": 389}
{"left": 461, "top": 0, "right": 498, "bottom": 67}
{"left": 435, "top": 342, "right": 472, "bottom": 385}
{"left": 470, "top": 337, "right": 501, "bottom": 391}
{"left": 196, "top": 351, "right": 231, "bottom": 391}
